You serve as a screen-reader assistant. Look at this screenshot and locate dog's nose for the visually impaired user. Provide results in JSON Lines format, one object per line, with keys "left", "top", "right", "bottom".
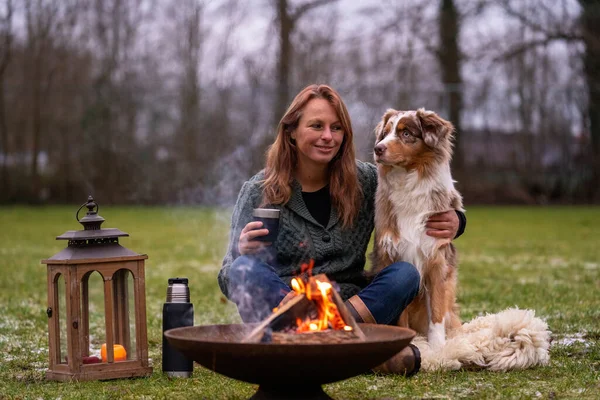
{"left": 374, "top": 143, "right": 386, "bottom": 156}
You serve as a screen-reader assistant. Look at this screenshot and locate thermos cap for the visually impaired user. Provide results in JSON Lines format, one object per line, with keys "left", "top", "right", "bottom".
{"left": 253, "top": 208, "right": 280, "bottom": 219}
{"left": 167, "top": 277, "right": 190, "bottom": 303}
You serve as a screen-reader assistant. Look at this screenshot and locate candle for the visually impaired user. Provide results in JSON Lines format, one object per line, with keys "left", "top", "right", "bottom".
{"left": 101, "top": 343, "right": 127, "bottom": 362}
{"left": 82, "top": 356, "right": 102, "bottom": 364}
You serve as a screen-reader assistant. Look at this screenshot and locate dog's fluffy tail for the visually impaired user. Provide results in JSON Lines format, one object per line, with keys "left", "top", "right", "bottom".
{"left": 413, "top": 308, "right": 551, "bottom": 372}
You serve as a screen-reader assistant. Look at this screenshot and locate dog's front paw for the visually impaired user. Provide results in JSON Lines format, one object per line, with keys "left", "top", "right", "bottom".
{"left": 428, "top": 322, "right": 447, "bottom": 351}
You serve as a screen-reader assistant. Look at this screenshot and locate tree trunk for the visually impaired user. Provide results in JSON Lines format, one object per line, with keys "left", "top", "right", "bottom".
{"left": 276, "top": 0, "right": 293, "bottom": 127}
{"left": 0, "top": 6, "right": 9, "bottom": 199}
{"left": 438, "top": 0, "right": 463, "bottom": 172}
{"left": 251, "top": 0, "right": 294, "bottom": 174}
{"left": 580, "top": 0, "right": 600, "bottom": 199}
{"left": 0, "top": 79, "right": 8, "bottom": 200}
{"left": 175, "top": 0, "right": 202, "bottom": 190}
{"left": 30, "top": 59, "right": 42, "bottom": 201}
{"left": 60, "top": 124, "right": 71, "bottom": 203}
{"left": 0, "top": 0, "right": 12, "bottom": 201}
{"left": 253, "top": 0, "right": 333, "bottom": 173}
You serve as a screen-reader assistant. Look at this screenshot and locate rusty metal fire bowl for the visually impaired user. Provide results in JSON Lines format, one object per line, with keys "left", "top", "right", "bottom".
{"left": 164, "top": 323, "right": 415, "bottom": 400}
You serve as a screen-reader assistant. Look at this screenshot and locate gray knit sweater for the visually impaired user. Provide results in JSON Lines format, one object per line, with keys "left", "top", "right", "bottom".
{"left": 218, "top": 160, "right": 378, "bottom": 301}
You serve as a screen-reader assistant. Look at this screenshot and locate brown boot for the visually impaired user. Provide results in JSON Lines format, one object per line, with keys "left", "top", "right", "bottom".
{"left": 373, "top": 343, "right": 421, "bottom": 377}
{"left": 345, "top": 295, "right": 376, "bottom": 324}
{"left": 345, "top": 295, "right": 420, "bottom": 376}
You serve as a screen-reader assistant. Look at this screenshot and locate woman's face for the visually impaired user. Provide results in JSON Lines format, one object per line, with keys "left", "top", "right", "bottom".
{"left": 292, "top": 98, "right": 344, "bottom": 169}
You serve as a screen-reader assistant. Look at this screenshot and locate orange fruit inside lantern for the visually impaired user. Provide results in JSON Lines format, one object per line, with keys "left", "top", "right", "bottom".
{"left": 101, "top": 343, "right": 127, "bottom": 362}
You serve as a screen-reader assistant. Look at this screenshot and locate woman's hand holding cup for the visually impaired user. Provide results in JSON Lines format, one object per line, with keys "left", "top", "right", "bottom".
{"left": 238, "top": 208, "right": 280, "bottom": 255}
{"left": 238, "top": 221, "right": 271, "bottom": 255}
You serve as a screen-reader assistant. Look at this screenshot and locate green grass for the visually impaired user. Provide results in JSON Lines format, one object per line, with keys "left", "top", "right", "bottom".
{"left": 0, "top": 206, "right": 599, "bottom": 399}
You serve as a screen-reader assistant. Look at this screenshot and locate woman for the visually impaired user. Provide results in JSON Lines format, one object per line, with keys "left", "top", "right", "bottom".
{"left": 218, "top": 84, "right": 465, "bottom": 375}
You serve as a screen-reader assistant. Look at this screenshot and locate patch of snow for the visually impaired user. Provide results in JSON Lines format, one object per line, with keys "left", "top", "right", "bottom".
{"left": 549, "top": 258, "right": 569, "bottom": 267}
{"left": 555, "top": 333, "right": 591, "bottom": 347}
{"left": 518, "top": 277, "right": 538, "bottom": 284}
{"left": 583, "top": 262, "right": 598, "bottom": 270}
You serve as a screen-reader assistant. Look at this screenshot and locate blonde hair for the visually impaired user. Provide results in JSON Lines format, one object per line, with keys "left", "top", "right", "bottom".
{"left": 261, "top": 84, "right": 362, "bottom": 228}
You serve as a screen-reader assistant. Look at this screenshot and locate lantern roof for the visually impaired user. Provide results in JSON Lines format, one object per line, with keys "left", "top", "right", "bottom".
{"left": 42, "top": 196, "right": 146, "bottom": 264}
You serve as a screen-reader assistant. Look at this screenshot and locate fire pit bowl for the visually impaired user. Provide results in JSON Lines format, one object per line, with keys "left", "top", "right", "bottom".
{"left": 164, "top": 323, "right": 415, "bottom": 400}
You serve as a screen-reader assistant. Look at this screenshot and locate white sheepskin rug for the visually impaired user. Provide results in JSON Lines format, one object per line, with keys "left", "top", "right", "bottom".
{"left": 412, "top": 308, "right": 552, "bottom": 372}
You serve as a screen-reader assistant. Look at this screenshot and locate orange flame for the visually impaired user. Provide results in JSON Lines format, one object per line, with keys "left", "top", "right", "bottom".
{"left": 289, "top": 260, "right": 352, "bottom": 332}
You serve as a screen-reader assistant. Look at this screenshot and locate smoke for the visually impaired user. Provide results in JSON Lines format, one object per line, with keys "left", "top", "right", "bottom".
{"left": 226, "top": 252, "right": 287, "bottom": 323}
{"left": 208, "top": 145, "right": 256, "bottom": 207}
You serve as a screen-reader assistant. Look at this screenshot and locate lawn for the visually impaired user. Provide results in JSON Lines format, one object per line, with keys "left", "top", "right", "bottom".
{"left": 0, "top": 205, "right": 599, "bottom": 399}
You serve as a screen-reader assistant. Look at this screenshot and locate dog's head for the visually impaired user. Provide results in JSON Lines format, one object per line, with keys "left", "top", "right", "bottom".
{"left": 373, "top": 108, "right": 454, "bottom": 170}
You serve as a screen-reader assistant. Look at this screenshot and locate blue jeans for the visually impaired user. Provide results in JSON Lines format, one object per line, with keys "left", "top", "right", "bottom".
{"left": 227, "top": 255, "right": 420, "bottom": 324}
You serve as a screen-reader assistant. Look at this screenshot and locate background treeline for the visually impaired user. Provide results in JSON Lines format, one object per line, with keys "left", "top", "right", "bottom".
{"left": 0, "top": 0, "right": 598, "bottom": 206}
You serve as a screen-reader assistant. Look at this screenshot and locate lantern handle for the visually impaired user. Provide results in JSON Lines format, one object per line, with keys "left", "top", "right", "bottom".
{"left": 76, "top": 196, "right": 99, "bottom": 222}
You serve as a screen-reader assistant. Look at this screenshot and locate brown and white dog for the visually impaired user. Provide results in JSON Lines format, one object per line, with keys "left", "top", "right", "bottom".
{"left": 371, "top": 108, "right": 463, "bottom": 350}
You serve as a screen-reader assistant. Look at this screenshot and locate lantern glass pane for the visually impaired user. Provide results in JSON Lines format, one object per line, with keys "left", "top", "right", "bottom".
{"left": 81, "top": 271, "right": 106, "bottom": 361}
{"left": 126, "top": 269, "right": 137, "bottom": 361}
{"left": 56, "top": 274, "right": 67, "bottom": 364}
{"left": 112, "top": 269, "right": 137, "bottom": 361}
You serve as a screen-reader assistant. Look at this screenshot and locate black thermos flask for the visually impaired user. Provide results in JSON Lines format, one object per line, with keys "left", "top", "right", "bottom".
{"left": 162, "top": 277, "right": 194, "bottom": 377}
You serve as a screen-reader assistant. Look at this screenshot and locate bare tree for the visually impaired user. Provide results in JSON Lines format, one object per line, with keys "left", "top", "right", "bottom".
{"left": 81, "top": 0, "right": 147, "bottom": 202}
{"left": 496, "top": 0, "right": 600, "bottom": 198}
{"left": 210, "top": 0, "right": 246, "bottom": 156}
{"left": 51, "top": 0, "right": 90, "bottom": 203}
{"left": 244, "top": 0, "right": 337, "bottom": 174}
{"left": 173, "top": 0, "right": 204, "bottom": 175}
{"left": 508, "top": 24, "right": 537, "bottom": 170}
{"left": 0, "top": 0, "right": 13, "bottom": 199}
{"left": 294, "top": 11, "right": 338, "bottom": 85}
{"left": 24, "top": 0, "right": 61, "bottom": 201}
{"left": 437, "top": 0, "right": 464, "bottom": 171}
{"left": 199, "top": 0, "right": 250, "bottom": 202}
{"left": 360, "top": 0, "right": 465, "bottom": 169}
{"left": 272, "top": 0, "right": 337, "bottom": 124}
{"left": 580, "top": 0, "right": 600, "bottom": 197}
{"left": 369, "top": 1, "right": 430, "bottom": 109}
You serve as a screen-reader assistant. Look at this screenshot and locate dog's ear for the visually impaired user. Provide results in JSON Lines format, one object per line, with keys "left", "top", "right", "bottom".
{"left": 375, "top": 109, "right": 398, "bottom": 141}
{"left": 416, "top": 108, "right": 454, "bottom": 148}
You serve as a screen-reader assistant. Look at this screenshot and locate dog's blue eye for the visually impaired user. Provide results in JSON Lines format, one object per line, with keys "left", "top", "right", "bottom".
{"left": 402, "top": 130, "right": 410, "bottom": 137}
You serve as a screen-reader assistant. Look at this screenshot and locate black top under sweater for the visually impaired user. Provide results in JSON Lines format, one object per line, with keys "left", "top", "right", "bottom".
{"left": 302, "top": 185, "right": 331, "bottom": 227}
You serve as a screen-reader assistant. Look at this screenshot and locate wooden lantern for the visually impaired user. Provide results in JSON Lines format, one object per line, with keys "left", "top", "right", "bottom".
{"left": 42, "top": 196, "right": 153, "bottom": 381}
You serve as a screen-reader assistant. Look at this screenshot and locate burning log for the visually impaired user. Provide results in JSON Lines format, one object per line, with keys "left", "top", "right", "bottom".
{"left": 271, "top": 330, "right": 359, "bottom": 344}
{"left": 243, "top": 294, "right": 313, "bottom": 343}
{"left": 243, "top": 273, "right": 366, "bottom": 343}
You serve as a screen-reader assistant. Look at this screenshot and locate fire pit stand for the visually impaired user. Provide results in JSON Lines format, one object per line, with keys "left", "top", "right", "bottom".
{"left": 164, "top": 323, "right": 415, "bottom": 400}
